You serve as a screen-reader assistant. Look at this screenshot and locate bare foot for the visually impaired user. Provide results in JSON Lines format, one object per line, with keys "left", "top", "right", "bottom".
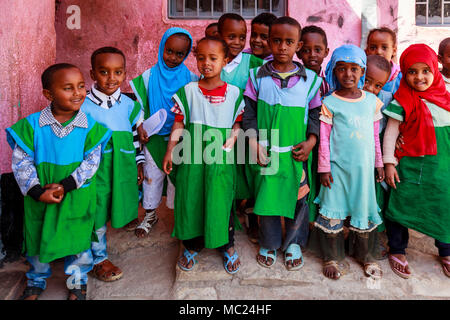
{"left": 256, "top": 250, "right": 276, "bottom": 267}
{"left": 285, "top": 253, "right": 303, "bottom": 270}
{"left": 178, "top": 250, "right": 197, "bottom": 270}
{"left": 389, "top": 254, "right": 411, "bottom": 278}
{"left": 224, "top": 247, "right": 240, "bottom": 273}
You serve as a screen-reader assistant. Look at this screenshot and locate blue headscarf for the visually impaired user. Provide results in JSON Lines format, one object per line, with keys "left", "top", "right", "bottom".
{"left": 325, "top": 44, "right": 367, "bottom": 93}
{"left": 148, "top": 27, "right": 194, "bottom": 135}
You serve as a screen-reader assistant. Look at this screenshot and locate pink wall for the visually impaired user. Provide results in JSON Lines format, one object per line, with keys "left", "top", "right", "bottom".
{"left": 0, "top": 0, "right": 56, "bottom": 173}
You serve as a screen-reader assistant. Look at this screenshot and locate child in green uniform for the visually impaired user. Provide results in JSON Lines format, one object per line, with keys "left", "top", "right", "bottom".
{"left": 383, "top": 44, "right": 450, "bottom": 279}
{"left": 163, "top": 37, "right": 244, "bottom": 274}
{"left": 6, "top": 64, "right": 111, "bottom": 300}
{"left": 82, "top": 47, "right": 144, "bottom": 282}
{"left": 243, "top": 17, "right": 323, "bottom": 271}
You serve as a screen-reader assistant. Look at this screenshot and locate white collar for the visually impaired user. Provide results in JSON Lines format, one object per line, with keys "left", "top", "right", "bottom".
{"left": 223, "top": 52, "right": 243, "bottom": 73}
{"left": 87, "top": 86, "right": 121, "bottom": 109}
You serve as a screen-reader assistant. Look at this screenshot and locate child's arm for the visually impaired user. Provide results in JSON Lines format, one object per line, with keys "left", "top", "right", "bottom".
{"left": 133, "top": 112, "right": 145, "bottom": 185}
{"left": 223, "top": 122, "right": 242, "bottom": 151}
{"left": 163, "top": 121, "right": 185, "bottom": 175}
{"left": 374, "top": 120, "right": 385, "bottom": 182}
{"left": 61, "top": 144, "right": 102, "bottom": 195}
{"left": 318, "top": 121, "right": 333, "bottom": 189}
{"left": 12, "top": 144, "right": 62, "bottom": 203}
{"left": 383, "top": 117, "right": 401, "bottom": 189}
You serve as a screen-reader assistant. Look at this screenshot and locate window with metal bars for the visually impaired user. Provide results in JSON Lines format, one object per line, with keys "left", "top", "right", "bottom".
{"left": 416, "top": 0, "right": 450, "bottom": 25}
{"left": 168, "top": 0, "right": 285, "bottom": 19}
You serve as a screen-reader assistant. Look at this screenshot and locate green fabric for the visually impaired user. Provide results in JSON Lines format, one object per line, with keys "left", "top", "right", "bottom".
{"left": 19, "top": 121, "right": 108, "bottom": 263}
{"left": 95, "top": 131, "right": 139, "bottom": 229}
{"left": 130, "top": 73, "right": 150, "bottom": 119}
{"left": 171, "top": 84, "right": 243, "bottom": 248}
{"left": 385, "top": 102, "right": 450, "bottom": 243}
{"left": 221, "top": 52, "right": 264, "bottom": 90}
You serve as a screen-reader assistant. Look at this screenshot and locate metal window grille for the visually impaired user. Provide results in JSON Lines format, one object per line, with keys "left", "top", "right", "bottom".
{"left": 168, "top": 0, "right": 285, "bottom": 19}
{"left": 416, "top": 0, "right": 450, "bottom": 25}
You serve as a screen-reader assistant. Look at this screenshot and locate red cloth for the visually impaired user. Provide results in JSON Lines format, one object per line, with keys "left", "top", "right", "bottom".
{"left": 394, "top": 44, "right": 450, "bottom": 161}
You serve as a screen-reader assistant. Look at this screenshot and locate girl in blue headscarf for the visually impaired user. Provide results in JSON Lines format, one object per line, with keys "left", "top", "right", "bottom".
{"left": 308, "top": 45, "right": 385, "bottom": 281}
{"left": 130, "top": 28, "right": 198, "bottom": 238}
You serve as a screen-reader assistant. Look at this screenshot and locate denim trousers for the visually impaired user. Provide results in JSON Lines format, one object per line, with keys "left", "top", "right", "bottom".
{"left": 91, "top": 224, "right": 108, "bottom": 265}
{"left": 26, "top": 248, "right": 93, "bottom": 290}
{"left": 385, "top": 218, "right": 450, "bottom": 257}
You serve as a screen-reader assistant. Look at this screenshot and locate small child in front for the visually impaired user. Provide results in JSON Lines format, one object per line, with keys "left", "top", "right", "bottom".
{"left": 163, "top": 37, "right": 244, "bottom": 274}
{"left": 383, "top": 44, "right": 450, "bottom": 279}
{"left": 6, "top": 64, "right": 111, "bottom": 300}
{"left": 310, "top": 45, "right": 385, "bottom": 280}
{"left": 243, "top": 17, "right": 322, "bottom": 271}
{"left": 82, "top": 47, "right": 144, "bottom": 282}
{"left": 130, "top": 28, "right": 198, "bottom": 238}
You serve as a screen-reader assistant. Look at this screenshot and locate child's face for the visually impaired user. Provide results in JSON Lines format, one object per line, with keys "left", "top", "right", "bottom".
{"left": 163, "top": 34, "right": 191, "bottom": 69}
{"left": 334, "top": 61, "right": 365, "bottom": 90}
{"left": 405, "top": 62, "right": 434, "bottom": 92}
{"left": 269, "top": 23, "right": 302, "bottom": 65}
{"left": 298, "top": 32, "right": 329, "bottom": 73}
{"left": 90, "top": 53, "right": 126, "bottom": 96}
{"left": 366, "top": 31, "right": 397, "bottom": 62}
{"left": 196, "top": 40, "right": 227, "bottom": 79}
{"left": 363, "top": 64, "right": 390, "bottom": 96}
{"left": 205, "top": 25, "right": 219, "bottom": 38}
{"left": 220, "top": 19, "right": 246, "bottom": 60}
{"left": 250, "top": 23, "right": 271, "bottom": 58}
{"left": 44, "top": 67, "right": 86, "bottom": 113}
{"left": 438, "top": 43, "right": 450, "bottom": 73}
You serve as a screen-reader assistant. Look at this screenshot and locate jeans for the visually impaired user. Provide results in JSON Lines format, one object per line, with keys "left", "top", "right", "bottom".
{"left": 385, "top": 218, "right": 450, "bottom": 257}
{"left": 91, "top": 224, "right": 108, "bottom": 265}
{"left": 26, "top": 248, "right": 93, "bottom": 290}
{"left": 259, "top": 195, "right": 310, "bottom": 251}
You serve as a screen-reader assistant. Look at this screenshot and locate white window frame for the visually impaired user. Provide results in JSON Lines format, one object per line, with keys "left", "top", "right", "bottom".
{"left": 168, "top": 0, "right": 285, "bottom": 19}
{"left": 416, "top": 0, "right": 450, "bottom": 25}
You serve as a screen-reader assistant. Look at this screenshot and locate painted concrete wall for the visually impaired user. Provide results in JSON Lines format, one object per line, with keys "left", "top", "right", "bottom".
{"left": 0, "top": 0, "right": 56, "bottom": 173}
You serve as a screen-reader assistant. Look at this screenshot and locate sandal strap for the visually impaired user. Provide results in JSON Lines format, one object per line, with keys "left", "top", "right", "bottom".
{"left": 285, "top": 244, "right": 302, "bottom": 262}
{"left": 441, "top": 258, "right": 450, "bottom": 266}
{"left": 389, "top": 254, "right": 408, "bottom": 267}
{"left": 93, "top": 259, "right": 122, "bottom": 276}
{"left": 20, "top": 286, "right": 43, "bottom": 300}
{"left": 68, "top": 284, "right": 87, "bottom": 300}
{"left": 259, "top": 248, "right": 276, "bottom": 260}
{"left": 224, "top": 251, "right": 238, "bottom": 265}
{"left": 136, "top": 211, "right": 158, "bottom": 233}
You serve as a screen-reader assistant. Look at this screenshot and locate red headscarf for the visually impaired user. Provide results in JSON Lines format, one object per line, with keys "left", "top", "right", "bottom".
{"left": 394, "top": 44, "right": 450, "bottom": 161}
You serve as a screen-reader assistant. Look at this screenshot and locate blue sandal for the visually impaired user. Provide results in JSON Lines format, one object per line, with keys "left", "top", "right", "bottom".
{"left": 285, "top": 244, "right": 304, "bottom": 271}
{"left": 177, "top": 249, "right": 198, "bottom": 271}
{"left": 223, "top": 250, "right": 240, "bottom": 274}
{"left": 257, "top": 248, "right": 277, "bottom": 268}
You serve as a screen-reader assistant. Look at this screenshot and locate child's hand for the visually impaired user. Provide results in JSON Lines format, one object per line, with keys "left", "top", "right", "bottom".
{"left": 43, "top": 183, "right": 64, "bottom": 199}
{"left": 292, "top": 137, "right": 316, "bottom": 162}
{"left": 395, "top": 134, "right": 404, "bottom": 152}
{"left": 249, "top": 138, "right": 269, "bottom": 167}
{"left": 223, "top": 136, "right": 238, "bottom": 152}
{"left": 137, "top": 163, "right": 144, "bottom": 185}
{"left": 320, "top": 172, "right": 333, "bottom": 189}
{"left": 162, "top": 150, "right": 173, "bottom": 175}
{"left": 39, "top": 187, "right": 63, "bottom": 204}
{"left": 376, "top": 167, "right": 385, "bottom": 182}
{"left": 385, "top": 163, "right": 400, "bottom": 189}
{"left": 137, "top": 124, "right": 149, "bottom": 145}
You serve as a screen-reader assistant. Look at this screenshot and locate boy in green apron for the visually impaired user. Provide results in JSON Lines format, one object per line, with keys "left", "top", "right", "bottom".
{"left": 242, "top": 17, "right": 322, "bottom": 271}
{"left": 7, "top": 64, "right": 111, "bottom": 300}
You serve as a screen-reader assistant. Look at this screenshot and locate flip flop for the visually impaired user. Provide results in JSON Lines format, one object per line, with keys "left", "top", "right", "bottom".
{"left": 388, "top": 254, "right": 411, "bottom": 279}
{"left": 177, "top": 249, "right": 198, "bottom": 272}
{"left": 441, "top": 258, "right": 450, "bottom": 278}
{"left": 257, "top": 248, "right": 276, "bottom": 268}
{"left": 223, "top": 251, "right": 240, "bottom": 274}
{"left": 284, "top": 244, "right": 304, "bottom": 271}
{"left": 364, "top": 262, "right": 383, "bottom": 279}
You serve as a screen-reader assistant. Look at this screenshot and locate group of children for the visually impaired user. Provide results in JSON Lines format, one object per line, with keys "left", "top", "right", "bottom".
{"left": 5, "top": 10, "right": 450, "bottom": 299}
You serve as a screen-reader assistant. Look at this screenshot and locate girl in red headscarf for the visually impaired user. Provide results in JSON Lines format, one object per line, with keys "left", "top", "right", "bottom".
{"left": 382, "top": 44, "right": 450, "bottom": 280}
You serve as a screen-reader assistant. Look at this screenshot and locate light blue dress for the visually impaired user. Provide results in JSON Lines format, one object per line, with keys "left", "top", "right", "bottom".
{"left": 314, "top": 91, "right": 383, "bottom": 230}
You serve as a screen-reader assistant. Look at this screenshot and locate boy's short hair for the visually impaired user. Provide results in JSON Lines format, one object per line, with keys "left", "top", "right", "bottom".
{"left": 269, "top": 16, "right": 302, "bottom": 39}
{"left": 91, "top": 46, "right": 126, "bottom": 70}
{"left": 367, "top": 27, "right": 397, "bottom": 47}
{"left": 438, "top": 37, "right": 450, "bottom": 56}
{"left": 41, "top": 63, "right": 79, "bottom": 90}
{"left": 196, "top": 36, "right": 229, "bottom": 58}
{"left": 301, "top": 25, "right": 328, "bottom": 48}
{"left": 206, "top": 22, "right": 218, "bottom": 30}
{"left": 251, "top": 12, "right": 277, "bottom": 27}
{"left": 218, "top": 13, "right": 245, "bottom": 34}
{"left": 367, "top": 54, "right": 391, "bottom": 75}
